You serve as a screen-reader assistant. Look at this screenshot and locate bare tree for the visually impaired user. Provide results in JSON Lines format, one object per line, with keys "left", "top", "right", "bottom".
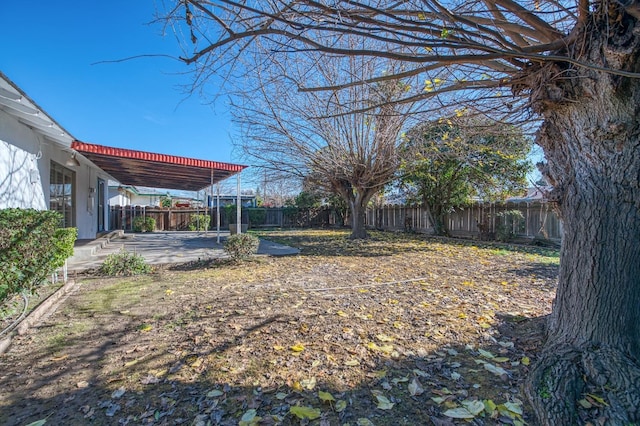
{"left": 229, "top": 47, "right": 417, "bottom": 238}
{"left": 163, "top": 1, "right": 640, "bottom": 423}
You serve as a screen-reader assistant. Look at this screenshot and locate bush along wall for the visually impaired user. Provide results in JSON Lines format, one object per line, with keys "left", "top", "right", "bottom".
{"left": 0, "top": 209, "right": 77, "bottom": 304}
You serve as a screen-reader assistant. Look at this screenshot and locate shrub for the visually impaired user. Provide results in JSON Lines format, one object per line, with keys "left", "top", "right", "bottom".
{"left": 225, "top": 204, "right": 237, "bottom": 224}
{"left": 224, "top": 233, "right": 260, "bottom": 262}
{"left": 144, "top": 217, "right": 156, "bottom": 232}
{"left": 160, "top": 196, "right": 172, "bottom": 208}
{"left": 188, "top": 214, "right": 211, "bottom": 231}
{"left": 0, "top": 209, "right": 76, "bottom": 303}
{"left": 132, "top": 216, "right": 155, "bottom": 232}
{"left": 247, "top": 208, "right": 266, "bottom": 227}
{"left": 99, "top": 249, "right": 151, "bottom": 276}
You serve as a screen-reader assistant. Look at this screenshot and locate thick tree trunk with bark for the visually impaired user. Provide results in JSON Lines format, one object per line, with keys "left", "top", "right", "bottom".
{"left": 336, "top": 183, "right": 378, "bottom": 240}
{"left": 525, "top": 38, "right": 640, "bottom": 422}
{"left": 349, "top": 197, "right": 368, "bottom": 239}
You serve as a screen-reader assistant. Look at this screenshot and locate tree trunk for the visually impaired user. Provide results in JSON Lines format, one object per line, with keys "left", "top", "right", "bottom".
{"left": 427, "top": 204, "right": 448, "bottom": 236}
{"left": 348, "top": 194, "right": 369, "bottom": 239}
{"left": 526, "top": 64, "right": 640, "bottom": 423}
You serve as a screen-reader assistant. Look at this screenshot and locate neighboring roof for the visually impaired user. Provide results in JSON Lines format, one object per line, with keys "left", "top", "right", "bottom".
{"left": 72, "top": 141, "right": 248, "bottom": 191}
{"left": 0, "top": 71, "right": 75, "bottom": 148}
{"left": 107, "top": 184, "right": 167, "bottom": 197}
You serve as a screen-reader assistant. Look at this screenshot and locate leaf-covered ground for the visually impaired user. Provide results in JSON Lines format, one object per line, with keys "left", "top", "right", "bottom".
{"left": 0, "top": 229, "right": 558, "bottom": 425}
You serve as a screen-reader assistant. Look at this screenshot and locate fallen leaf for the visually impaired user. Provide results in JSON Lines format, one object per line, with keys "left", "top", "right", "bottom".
{"left": 104, "top": 402, "right": 120, "bottom": 417}
{"left": 504, "top": 401, "right": 523, "bottom": 415}
{"left": 483, "top": 399, "right": 497, "bottom": 412}
{"left": 335, "top": 399, "right": 347, "bottom": 412}
{"left": 207, "top": 390, "right": 224, "bottom": 398}
{"left": 392, "top": 376, "right": 409, "bottom": 384}
{"left": 521, "top": 356, "right": 531, "bottom": 366}
{"left": 578, "top": 399, "right": 592, "bottom": 409}
{"left": 300, "top": 377, "right": 316, "bottom": 390}
{"left": 374, "top": 393, "right": 394, "bottom": 410}
{"left": 586, "top": 393, "right": 608, "bottom": 407}
{"left": 344, "top": 359, "right": 360, "bottom": 366}
{"left": 484, "top": 363, "right": 508, "bottom": 377}
{"left": 367, "top": 342, "right": 394, "bottom": 354}
{"left": 461, "top": 400, "right": 485, "bottom": 416}
{"left": 357, "top": 419, "right": 375, "bottom": 426}
{"left": 408, "top": 378, "right": 424, "bottom": 396}
{"left": 50, "top": 354, "right": 68, "bottom": 362}
{"left": 24, "top": 421, "right": 47, "bottom": 426}
{"left": 290, "top": 343, "right": 305, "bottom": 352}
{"left": 318, "top": 390, "right": 335, "bottom": 403}
{"left": 289, "top": 406, "right": 321, "bottom": 420}
{"left": 376, "top": 334, "right": 394, "bottom": 342}
{"left": 239, "top": 408, "right": 262, "bottom": 426}
{"left": 478, "top": 349, "right": 495, "bottom": 359}
{"left": 443, "top": 407, "right": 475, "bottom": 419}
{"left": 111, "top": 387, "right": 126, "bottom": 399}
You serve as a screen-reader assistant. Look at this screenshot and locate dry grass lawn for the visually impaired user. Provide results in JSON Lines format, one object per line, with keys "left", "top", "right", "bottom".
{"left": 0, "top": 229, "right": 558, "bottom": 425}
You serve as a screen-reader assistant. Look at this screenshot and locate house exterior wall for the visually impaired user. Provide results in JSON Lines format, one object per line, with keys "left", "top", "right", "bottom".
{"left": 130, "top": 193, "right": 161, "bottom": 207}
{"left": 0, "top": 112, "right": 47, "bottom": 210}
{"left": 0, "top": 109, "right": 110, "bottom": 239}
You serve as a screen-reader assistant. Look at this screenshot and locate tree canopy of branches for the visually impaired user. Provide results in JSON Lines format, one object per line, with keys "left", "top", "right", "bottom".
{"left": 399, "top": 115, "right": 532, "bottom": 235}
{"left": 230, "top": 50, "right": 417, "bottom": 239}
{"left": 163, "top": 1, "right": 640, "bottom": 423}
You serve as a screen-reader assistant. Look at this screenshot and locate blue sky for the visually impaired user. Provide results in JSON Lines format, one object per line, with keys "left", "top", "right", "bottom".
{"left": 0, "top": 1, "right": 238, "bottom": 165}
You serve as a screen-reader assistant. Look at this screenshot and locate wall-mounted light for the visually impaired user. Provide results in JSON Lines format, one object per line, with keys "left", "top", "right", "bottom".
{"left": 29, "top": 169, "right": 40, "bottom": 184}
{"left": 65, "top": 152, "right": 80, "bottom": 167}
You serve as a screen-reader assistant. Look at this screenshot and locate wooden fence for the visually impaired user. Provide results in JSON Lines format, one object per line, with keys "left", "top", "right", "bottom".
{"left": 110, "top": 206, "right": 221, "bottom": 231}
{"left": 108, "top": 206, "right": 341, "bottom": 231}
{"left": 366, "top": 201, "right": 562, "bottom": 243}
{"left": 110, "top": 201, "right": 562, "bottom": 243}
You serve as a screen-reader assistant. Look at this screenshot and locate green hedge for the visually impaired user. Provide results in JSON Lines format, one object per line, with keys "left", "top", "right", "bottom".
{"left": 133, "top": 216, "right": 156, "bottom": 232}
{"left": 0, "top": 209, "right": 76, "bottom": 303}
{"left": 188, "top": 214, "right": 211, "bottom": 231}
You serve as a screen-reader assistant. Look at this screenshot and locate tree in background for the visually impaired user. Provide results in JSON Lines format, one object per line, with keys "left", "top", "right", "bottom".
{"left": 228, "top": 49, "right": 419, "bottom": 239}
{"left": 164, "top": 1, "right": 640, "bottom": 422}
{"left": 399, "top": 115, "right": 532, "bottom": 235}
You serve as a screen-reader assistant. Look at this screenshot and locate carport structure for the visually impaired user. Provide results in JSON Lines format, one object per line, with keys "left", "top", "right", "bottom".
{"left": 71, "top": 141, "right": 248, "bottom": 236}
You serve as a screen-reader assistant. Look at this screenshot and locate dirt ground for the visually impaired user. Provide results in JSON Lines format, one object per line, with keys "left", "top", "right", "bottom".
{"left": 0, "top": 229, "right": 558, "bottom": 425}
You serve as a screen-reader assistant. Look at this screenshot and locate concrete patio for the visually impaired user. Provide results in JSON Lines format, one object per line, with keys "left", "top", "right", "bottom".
{"left": 66, "top": 230, "right": 299, "bottom": 273}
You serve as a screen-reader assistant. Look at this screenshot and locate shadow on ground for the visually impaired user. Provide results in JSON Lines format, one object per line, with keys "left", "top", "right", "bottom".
{"left": 0, "top": 314, "right": 543, "bottom": 425}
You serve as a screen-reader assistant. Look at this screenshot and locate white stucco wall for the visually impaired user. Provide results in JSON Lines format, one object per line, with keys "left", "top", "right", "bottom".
{"left": 0, "top": 112, "right": 47, "bottom": 210}
{"left": 130, "top": 194, "right": 161, "bottom": 207}
{"left": 0, "top": 110, "right": 110, "bottom": 239}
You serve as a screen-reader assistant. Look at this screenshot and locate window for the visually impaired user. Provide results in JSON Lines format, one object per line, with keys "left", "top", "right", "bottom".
{"left": 50, "top": 161, "right": 75, "bottom": 227}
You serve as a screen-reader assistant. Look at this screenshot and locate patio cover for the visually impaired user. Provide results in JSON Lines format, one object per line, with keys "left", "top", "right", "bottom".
{"left": 71, "top": 141, "right": 247, "bottom": 191}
